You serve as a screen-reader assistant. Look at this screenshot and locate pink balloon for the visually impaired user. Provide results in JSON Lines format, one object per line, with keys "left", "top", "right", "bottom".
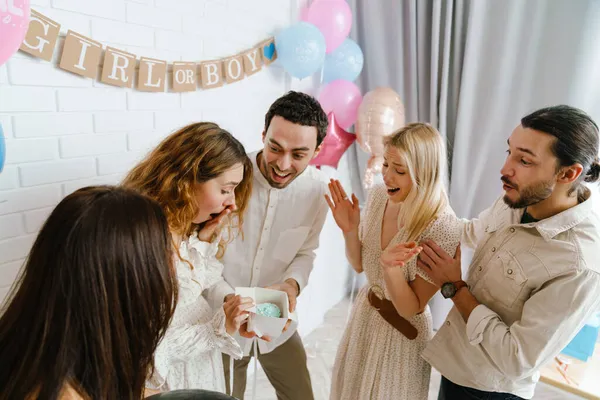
{"left": 355, "top": 87, "right": 406, "bottom": 188}
{"left": 310, "top": 112, "right": 356, "bottom": 169}
{"left": 306, "top": 0, "right": 352, "bottom": 53}
{"left": 0, "top": 0, "right": 31, "bottom": 66}
{"left": 299, "top": 6, "right": 309, "bottom": 21}
{"left": 318, "top": 79, "right": 362, "bottom": 129}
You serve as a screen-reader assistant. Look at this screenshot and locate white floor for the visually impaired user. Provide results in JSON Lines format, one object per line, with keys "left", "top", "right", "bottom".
{"left": 243, "top": 298, "right": 583, "bottom": 400}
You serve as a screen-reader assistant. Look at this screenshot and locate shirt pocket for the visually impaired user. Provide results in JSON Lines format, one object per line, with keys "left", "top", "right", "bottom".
{"left": 483, "top": 249, "right": 528, "bottom": 309}
{"left": 273, "top": 226, "right": 311, "bottom": 265}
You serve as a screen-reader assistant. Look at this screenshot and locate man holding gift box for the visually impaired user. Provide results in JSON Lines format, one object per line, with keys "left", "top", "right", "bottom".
{"left": 418, "top": 105, "right": 600, "bottom": 400}
{"left": 207, "top": 91, "right": 329, "bottom": 400}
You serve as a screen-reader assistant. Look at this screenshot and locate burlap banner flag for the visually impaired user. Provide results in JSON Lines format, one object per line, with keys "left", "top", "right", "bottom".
{"left": 16, "top": 10, "right": 278, "bottom": 93}
{"left": 260, "top": 37, "right": 277, "bottom": 66}
{"left": 100, "top": 47, "right": 136, "bottom": 88}
{"left": 19, "top": 10, "right": 61, "bottom": 61}
{"left": 59, "top": 31, "right": 102, "bottom": 79}
{"left": 172, "top": 62, "right": 197, "bottom": 92}
{"left": 138, "top": 57, "right": 167, "bottom": 92}
{"left": 199, "top": 60, "right": 224, "bottom": 89}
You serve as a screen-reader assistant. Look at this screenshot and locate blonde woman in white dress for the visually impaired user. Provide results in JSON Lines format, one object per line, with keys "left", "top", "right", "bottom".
{"left": 326, "top": 123, "right": 461, "bottom": 399}
{"left": 122, "top": 122, "right": 255, "bottom": 393}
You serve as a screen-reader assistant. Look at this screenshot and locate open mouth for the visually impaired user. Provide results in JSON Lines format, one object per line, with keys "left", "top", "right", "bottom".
{"left": 387, "top": 187, "right": 400, "bottom": 194}
{"left": 271, "top": 166, "right": 292, "bottom": 182}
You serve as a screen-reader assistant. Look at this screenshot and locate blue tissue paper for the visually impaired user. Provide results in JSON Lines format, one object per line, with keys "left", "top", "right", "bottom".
{"left": 561, "top": 312, "right": 600, "bottom": 362}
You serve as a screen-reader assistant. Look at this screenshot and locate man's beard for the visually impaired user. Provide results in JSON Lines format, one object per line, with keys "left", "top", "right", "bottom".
{"left": 502, "top": 176, "right": 554, "bottom": 209}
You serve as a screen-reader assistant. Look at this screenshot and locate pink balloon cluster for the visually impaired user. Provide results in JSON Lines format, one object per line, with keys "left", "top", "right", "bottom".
{"left": 0, "top": 0, "right": 31, "bottom": 66}
{"left": 298, "top": 1, "right": 364, "bottom": 169}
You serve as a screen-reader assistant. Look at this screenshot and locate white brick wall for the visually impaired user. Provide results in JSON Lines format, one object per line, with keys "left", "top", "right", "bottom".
{"left": 19, "top": 158, "right": 97, "bottom": 187}
{"left": 0, "top": 0, "right": 294, "bottom": 304}
{"left": 5, "top": 138, "right": 59, "bottom": 164}
{"left": 58, "top": 89, "right": 127, "bottom": 111}
{"left": 13, "top": 113, "right": 93, "bottom": 138}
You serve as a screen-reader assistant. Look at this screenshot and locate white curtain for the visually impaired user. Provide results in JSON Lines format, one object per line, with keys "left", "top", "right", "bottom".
{"left": 347, "top": 0, "right": 600, "bottom": 328}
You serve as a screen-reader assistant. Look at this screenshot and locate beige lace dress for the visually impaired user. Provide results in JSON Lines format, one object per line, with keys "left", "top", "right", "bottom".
{"left": 330, "top": 184, "right": 460, "bottom": 400}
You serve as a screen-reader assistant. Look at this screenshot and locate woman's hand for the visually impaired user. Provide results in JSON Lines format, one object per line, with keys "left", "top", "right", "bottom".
{"left": 197, "top": 204, "right": 236, "bottom": 243}
{"left": 381, "top": 241, "right": 422, "bottom": 269}
{"left": 324, "top": 179, "right": 360, "bottom": 233}
{"left": 223, "top": 295, "right": 253, "bottom": 335}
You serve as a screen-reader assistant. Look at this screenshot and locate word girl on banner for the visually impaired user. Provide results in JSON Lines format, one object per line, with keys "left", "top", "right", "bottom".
{"left": 14, "top": 9, "right": 278, "bottom": 93}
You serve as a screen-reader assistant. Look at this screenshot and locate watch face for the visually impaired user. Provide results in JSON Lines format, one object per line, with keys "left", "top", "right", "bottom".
{"left": 441, "top": 282, "right": 456, "bottom": 299}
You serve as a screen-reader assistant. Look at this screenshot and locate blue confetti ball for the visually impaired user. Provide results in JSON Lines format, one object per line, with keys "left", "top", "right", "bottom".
{"left": 256, "top": 303, "right": 281, "bottom": 318}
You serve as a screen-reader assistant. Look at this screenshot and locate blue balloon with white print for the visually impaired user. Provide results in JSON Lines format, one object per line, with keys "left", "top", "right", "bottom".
{"left": 275, "top": 22, "right": 326, "bottom": 80}
{"left": 323, "top": 38, "right": 364, "bottom": 84}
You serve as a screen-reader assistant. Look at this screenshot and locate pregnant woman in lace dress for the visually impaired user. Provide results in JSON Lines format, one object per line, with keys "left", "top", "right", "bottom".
{"left": 123, "top": 122, "right": 255, "bottom": 393}
{"left": 326, "top": 123, "right": 461, "bottom": 399}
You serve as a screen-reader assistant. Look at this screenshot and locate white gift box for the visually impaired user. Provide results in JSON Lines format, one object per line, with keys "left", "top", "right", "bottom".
{"left": 235, "top": 287, "right": 296, "bottom": 339}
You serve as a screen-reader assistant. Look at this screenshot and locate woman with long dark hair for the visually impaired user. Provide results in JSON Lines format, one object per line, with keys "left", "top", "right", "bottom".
{"left": 0, "top": 186, "right": 178, "bottom": 399}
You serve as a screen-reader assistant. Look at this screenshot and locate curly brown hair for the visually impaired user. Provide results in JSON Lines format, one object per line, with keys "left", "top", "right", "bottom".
{"left": 122, "top": 122, "right": 253, "bottom": 258}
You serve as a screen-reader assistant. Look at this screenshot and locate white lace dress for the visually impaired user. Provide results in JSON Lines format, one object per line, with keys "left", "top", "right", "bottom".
{"left": 146, "top": 235, "right": 243, "bottom": 392}
{"left": 330, "top": 184, "right": 461, "bottom": 400}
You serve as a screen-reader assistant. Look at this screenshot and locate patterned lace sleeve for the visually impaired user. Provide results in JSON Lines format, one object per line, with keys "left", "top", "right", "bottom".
{"left": 146, "top": 307, "right": 243, "bottom": 390}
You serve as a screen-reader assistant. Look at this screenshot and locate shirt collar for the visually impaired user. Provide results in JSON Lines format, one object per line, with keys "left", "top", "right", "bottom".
{"left": 532, "top": 193, "right": 595, "bottom": 240}
{"left": 489, "top": 192, "right": 595, "bottom": 241}
{"left": 250, "top": 150, "right": 272, "bottom": 190}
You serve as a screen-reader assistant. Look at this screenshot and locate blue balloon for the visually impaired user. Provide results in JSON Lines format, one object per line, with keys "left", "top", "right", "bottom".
{"left": 275, "top": 22, "right": 326, "bottom": 80}
{"left": 323, "top": 38, "right": 364, "bottom": 84}
{"left": 0, "top": 122, "right": 5, "bottom": 174}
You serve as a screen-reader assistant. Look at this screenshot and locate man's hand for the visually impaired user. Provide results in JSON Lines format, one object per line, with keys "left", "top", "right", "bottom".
{"left": 417, "top": 240, "right": 462, "bottom": 288}
{"left": 239, "top": 321, "right": 271, "bottom": 342}
{"left": 267, "top": 279, "right": 299, "bottom": 313}
{"left": 267, "top": 279, "right": 298, "bottom": 333}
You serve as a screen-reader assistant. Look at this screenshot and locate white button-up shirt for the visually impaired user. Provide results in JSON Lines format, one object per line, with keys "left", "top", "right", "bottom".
{"left": 206, "top": 151, "right": 329, "bottom": 355}
{"left": 422, "top": 193, "right": 600, "bottom": 399}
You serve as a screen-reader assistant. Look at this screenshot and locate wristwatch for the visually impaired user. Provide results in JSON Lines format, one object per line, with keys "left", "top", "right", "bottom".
{"left": 440, "top": 280, "right": 468, "bottom": 299}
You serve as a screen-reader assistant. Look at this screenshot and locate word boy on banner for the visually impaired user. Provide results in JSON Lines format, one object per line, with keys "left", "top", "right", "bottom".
{"left": 16, "top": 10, "right": 278, "bottom": 92}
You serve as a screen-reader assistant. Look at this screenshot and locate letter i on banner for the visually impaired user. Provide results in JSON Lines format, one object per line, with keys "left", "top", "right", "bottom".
{"left": 172, "top": 62, "right": 197, "bottom": 92}
{"left": 100, "top": 47, "right": 136, "bottom": 88}
{"left": 59, "top": 31, "right": 102, "bottom": 79}
{"left": 19, "top": 10, "right": 61, "bottom": 61}
{"left": 138, "top": 57, "right": 167, "bottom": 92}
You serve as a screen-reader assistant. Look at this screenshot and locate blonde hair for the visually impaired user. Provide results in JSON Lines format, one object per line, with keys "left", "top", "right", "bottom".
{"left": 122, "top": 122, "right": 253, "bottom": 259}
{"left": 385, "top": 123, "right": 449, "bottom": 242}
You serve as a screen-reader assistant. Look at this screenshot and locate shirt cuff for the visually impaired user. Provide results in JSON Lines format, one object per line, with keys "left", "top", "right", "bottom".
{"left": 283, "top": 273, "right": 306, "bottom": 293}
{"left": 466, "top": 304, "right": 498, "bottom": 345}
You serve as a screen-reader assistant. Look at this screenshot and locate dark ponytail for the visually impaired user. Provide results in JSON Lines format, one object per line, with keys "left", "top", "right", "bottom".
{"left": 585, "top": 157, "right": 600, "bottom": 183}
